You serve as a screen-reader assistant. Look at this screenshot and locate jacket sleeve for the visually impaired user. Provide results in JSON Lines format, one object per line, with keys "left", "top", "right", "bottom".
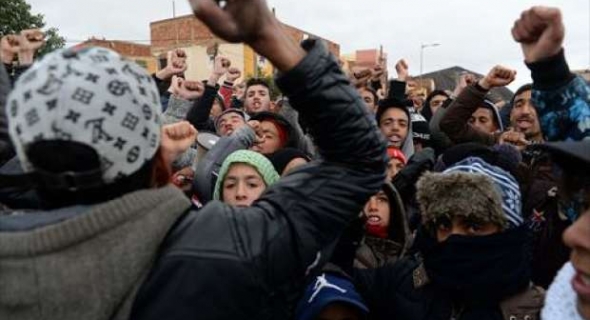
{"left": 439, "top": 84, "right": 496, "bottom": 146}
{"left": 131, "top": 40, "right": 387, "bottom": 319}
{"left": 389, "top": 80, "right": 407, "bottom": 101}
{"left": 185, "top": 84, "right": 219, "bottom": 131}
{"left": 527, "top": 50, "right": 590, "bottom": 141}
{"left": 239, "top": 39, "right": 387, "bottom": 290}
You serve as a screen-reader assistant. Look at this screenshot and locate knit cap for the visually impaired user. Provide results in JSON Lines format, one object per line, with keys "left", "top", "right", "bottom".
{"left": 417, "top": 157, "right": 523, "bottom": 230}
{"left": 387, "top": 146, "right": 407, "bottom": 165}
{"left": 213, "top": 150, "right": 280, "bottom": 201}
{"left": 411, "top": 112, "right": 431, "bottom": 142}
{"left": 7, "top": 47, "right": 161, "bottom": 185}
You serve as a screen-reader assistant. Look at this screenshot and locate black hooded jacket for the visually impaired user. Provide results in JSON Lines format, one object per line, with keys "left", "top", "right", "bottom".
{"left": 130, "top": 39, "right": 387, "bottom": 320}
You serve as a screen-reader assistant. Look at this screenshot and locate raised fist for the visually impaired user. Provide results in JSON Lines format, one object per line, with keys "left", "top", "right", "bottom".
{"left": 395, "top": 59, "right": 409, "bottom": 81}
{"left": 478, "top": 65, "right": 517, "bottom": 90}
{"left": 512, "top": 6, "right": 564, "bottom": 63}
{"left": 213, "top": 56, "right": 231, "bottom": 77}
{"left": 171, "top": 76, "right": 205, "bottom": 100}
{"left": 161, "top": 121, "right": 198, "bottom": 162}
{"left": 0, "top": 35, "right": 20, "bottom": 63}
{"left": 226, "top": 67, "right": 242, "bottom": 82}
{"left": 188, "top": 0, "right": 276, "bottom": 44}
{"left": 20, "top": 29, "right": 45, "bottom": 52}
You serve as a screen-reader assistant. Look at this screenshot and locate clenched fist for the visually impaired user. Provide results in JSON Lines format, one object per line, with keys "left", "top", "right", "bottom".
{"left": 512, "top": 6, "right": 564, "bottom": 63}
{"left": 478, "top": 65, "right": 517, "bottom": 90}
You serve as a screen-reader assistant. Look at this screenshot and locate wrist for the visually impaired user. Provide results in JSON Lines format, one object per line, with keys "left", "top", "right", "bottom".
{"left": 155, "top": 69, "right": 173, "bottom": 81}
{"left": 476, "top": 79, "right": 491, "bottom": 91}
{"left": 1, "top": 52, "right": 15, "bottom": 64}
{"left": 526, "top": 48, "right": 574, "bottom": 90}
{"left": 208, "top": 74, "right": 221, "bottom": 85}
{"left": 249, "top": 20, "right": 305, "bottom": 72}
{"left": 18, "top": 51, "right": 34, "bottom": 66}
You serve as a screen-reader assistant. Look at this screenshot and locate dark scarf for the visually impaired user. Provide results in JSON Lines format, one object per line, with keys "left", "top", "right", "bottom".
{"left": 415, "top": 225, "right": 532, "bottom": 304}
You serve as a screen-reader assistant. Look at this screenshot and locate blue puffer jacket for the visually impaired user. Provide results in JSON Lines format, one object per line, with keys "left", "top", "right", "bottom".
{"left": 528, "top": 50, "right": 590, "bottom": 141}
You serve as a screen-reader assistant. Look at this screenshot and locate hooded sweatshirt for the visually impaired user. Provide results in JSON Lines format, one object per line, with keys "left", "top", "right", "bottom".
{"left": 355, "top": 182, "right": 412, "bottom": 269}
{"left": 0, "top": 186, "right": 191, "bottom": 320}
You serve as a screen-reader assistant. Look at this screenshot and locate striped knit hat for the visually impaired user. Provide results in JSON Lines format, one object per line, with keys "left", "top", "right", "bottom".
{"left": 213, "top": 150, "right": 280, "bottom": 201}
{"left": 417, "top": 157, "right": 523, "bottom": 230}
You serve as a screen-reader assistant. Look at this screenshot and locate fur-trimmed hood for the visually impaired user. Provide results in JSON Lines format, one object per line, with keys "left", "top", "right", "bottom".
{"left": 416, "top": 171, "right": 506, "bottom": 229}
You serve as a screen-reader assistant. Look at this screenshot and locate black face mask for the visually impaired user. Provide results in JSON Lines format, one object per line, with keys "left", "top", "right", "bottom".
{"left": 415, "top": 225, "right": 532, "bottom": 303}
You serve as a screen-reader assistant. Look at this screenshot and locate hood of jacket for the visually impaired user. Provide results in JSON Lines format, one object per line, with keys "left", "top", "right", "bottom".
{"left": 355, "top": 182, "right": 412, "bottom": 269}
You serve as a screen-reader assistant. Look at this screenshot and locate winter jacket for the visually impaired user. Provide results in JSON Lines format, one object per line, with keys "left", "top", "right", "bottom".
{"left": 277, "top": 100, "right": 316, "bottom": 157}
{"left": 354, "top": 255, "right": 544, "bottom": 320}
{"left": 527, "top": 50, "right": 590, "bottom": 141}
{"left": 439, "top": 84, "right": 499, "bottom": 146}
{"left": 130, "top": 39, "right": 387, "bottom": 320}
{"left": 354, "top": 183, "right": 412, "bottom": 269}
{"left": 0, "top": 186, "right": 191, "bottom": 320}
{"left": 185, "top": 83, "right": 219, "bottom": 133}
{"left": 428, "top": 98, "right": 454, "bottom": 156}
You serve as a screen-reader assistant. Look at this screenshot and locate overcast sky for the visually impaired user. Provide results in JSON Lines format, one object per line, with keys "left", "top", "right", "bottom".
{"left": 26, "top": 0, "right": 590, "bottom": 90}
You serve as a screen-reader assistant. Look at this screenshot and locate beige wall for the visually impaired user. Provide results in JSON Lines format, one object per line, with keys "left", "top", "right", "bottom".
{"left": 153, "top": 43, "right": 247, "bottom": 84}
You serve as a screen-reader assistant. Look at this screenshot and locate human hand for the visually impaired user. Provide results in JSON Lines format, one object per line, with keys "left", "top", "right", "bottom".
{"left": 395, "top": 59, "right": 409, "bottom": 81}
{"left": 18, "top": 29, "right": 45, "bottom": 65}
{"left": 187, "top": 0, "right": 304, "bottom": 72}
{"left": 188, "top": 0, "right": 276, "bottom": 44}
{"left": 478, "top": 65, "right": 517, "bottom": 90}
{"left": 512, "top": 6, "right": 564, "bottom": 63}
{"left": 156, "top": 49, "right": 188, "bottom": 80}
{"left": 226, "top": 67, "right": 242, "bottom": 83}
{"left": 499, "top": 128, "right": 530, "bottom": 151}
{"left": 247, "top": 120, "right": 264, "bottom": 144}
{"left": 171, "top": 76, "right": 205, "bottom": 100}
{"left": 161, "top": 121, "right": 198, "bottom": 163}
{"left": 351, "top": 67, "right": 372, "bottom": 88}
{"left": 213, "top": 56, "right": 230, "bottom": 77}
{"left": 1, "top": 35, "right": 20, "bottom": 64}
{"left": 371, "top": 64, "right": 385, "bottom": 81}
{"left": 453, "top": 73, "right": 477, "bottom": 96}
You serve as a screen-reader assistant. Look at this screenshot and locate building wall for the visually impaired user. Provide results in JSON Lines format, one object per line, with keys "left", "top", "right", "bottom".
{"left": 77, "top": 39, "right": 158, "bottom": 74}
{"left": 150, "top": 15, "right": 341, "bottom": 69}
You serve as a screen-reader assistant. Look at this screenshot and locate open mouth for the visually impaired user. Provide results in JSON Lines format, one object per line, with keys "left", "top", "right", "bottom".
{"left": 516, "top": 118, "right": 533, "bottom": 130}
{"left": 388, "top": 134, "right": 401, "bottom": 145}
{"left": 572, "top": 268, "right": 590, "bottom": 301}
{"left": 366, "top": 215, "right": 382, "bottom": 225}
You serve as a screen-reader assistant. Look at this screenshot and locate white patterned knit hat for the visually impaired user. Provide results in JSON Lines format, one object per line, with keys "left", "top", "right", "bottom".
{"left": 7, "top": 47, "right": 162, "bottom": 184}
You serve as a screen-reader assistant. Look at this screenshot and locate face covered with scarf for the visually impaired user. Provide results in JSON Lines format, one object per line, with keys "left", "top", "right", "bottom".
{"left": 415, "top": 157, "right": 530, "bottom": 302}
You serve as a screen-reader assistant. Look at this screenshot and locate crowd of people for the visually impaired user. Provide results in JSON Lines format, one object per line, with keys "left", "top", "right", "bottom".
{"left": 0, "top": 1, "right": 589, "bottom": 320}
